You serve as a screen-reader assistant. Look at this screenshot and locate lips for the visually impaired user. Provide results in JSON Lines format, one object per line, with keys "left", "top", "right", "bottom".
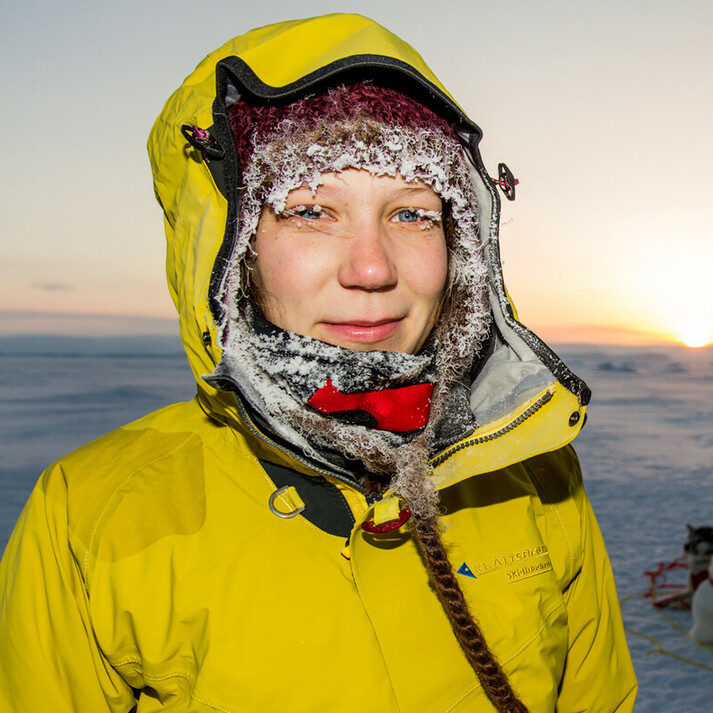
{"left": 320, "top": 319, "right": 402, "bottom": 344}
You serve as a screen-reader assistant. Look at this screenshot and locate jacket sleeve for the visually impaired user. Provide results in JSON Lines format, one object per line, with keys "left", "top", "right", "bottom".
{"left": 0, "top": 466, "right": 136, "bottom": 712}
{"left": 556, "top": 483, "right": 637, "bottom": 713}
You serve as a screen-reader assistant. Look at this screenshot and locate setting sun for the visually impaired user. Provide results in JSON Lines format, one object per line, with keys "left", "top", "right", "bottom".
{"left": 678, "top": 323, "right": 713, "bottom": 348}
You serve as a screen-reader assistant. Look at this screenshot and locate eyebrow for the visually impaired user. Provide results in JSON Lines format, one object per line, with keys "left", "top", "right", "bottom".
{"left": 287, "top": 182, "right": 438, "bottom": 201}
{"left": 389, "top": 185, "right": 437, "bottom": 198}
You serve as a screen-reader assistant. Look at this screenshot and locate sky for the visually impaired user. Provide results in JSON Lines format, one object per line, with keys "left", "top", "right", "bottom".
{"left": 1, "top": 0, "right": 712, "bottom": 346}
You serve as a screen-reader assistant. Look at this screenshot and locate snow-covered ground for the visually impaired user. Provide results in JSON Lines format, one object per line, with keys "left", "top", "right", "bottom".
{"left": 558, "top": 345, "right": 713, "bottom": 710}
{"left": 1, "top": 336, "right": 712, "bottom": 709}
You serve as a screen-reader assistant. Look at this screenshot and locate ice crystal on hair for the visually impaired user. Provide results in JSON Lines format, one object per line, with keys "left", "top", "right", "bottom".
{"left": 415, "top": 209, "right": 441, "bottom": 220}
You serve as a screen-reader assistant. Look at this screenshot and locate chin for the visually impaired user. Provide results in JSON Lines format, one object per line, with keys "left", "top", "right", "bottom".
{"left": 329, "top": 338, "right": 409, "bottom": 353}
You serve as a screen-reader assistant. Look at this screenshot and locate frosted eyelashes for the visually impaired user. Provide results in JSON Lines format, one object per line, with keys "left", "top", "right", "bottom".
{"left": 275, "top": 204, "right": 442, "bottom": 231}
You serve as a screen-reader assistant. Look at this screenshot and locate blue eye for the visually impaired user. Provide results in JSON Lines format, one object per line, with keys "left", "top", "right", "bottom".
{"left": 295, "top": 204, "right": 322, "bottom": 219}
{"left": 396, "top": 209, "right": 419, "bottom": 223}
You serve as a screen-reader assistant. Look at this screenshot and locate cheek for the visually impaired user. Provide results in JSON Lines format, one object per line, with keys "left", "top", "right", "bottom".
{"left": 252, "top": 249, "right": 302, "bottom": 320}
{"left": 252, "top": 230, "right": 333, "bottom": 326}
{"left": 408, "top": 237, "right": 449, "bottom": 304}
{"left": 252, "top": 229, "right": 291, "bottom": 322}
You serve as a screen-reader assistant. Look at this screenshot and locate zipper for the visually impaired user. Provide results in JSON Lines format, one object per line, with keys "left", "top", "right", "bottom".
{"left": 234, "top": 388, "right": 553, "bottom": 503}
{"left": 430, "top": 390, "right": 554, "bottom": 468}
{"left": 234, "top": 395, "right": 374, "bottom": 498}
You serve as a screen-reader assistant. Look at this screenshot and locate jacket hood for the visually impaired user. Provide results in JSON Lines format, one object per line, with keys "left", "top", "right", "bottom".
{"left": 148, "top": 13, "right": 590, "bottom": 488}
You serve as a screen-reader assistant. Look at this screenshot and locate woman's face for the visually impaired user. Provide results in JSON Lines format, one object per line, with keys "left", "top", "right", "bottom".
{"left": 252, "top": 169, "right": 448, "bottom": 354}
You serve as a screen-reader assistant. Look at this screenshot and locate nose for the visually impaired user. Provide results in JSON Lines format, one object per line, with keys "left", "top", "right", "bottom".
{"left": 337, "top": 221, "right": 398, "bottom": 291}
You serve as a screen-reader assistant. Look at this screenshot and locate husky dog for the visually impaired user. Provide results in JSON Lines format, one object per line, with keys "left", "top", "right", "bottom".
{"left": 686, "top": 525, "right": 713, "bottom": 644}
{"left": 656, "top": 525, "right": 713, "bottom": 611}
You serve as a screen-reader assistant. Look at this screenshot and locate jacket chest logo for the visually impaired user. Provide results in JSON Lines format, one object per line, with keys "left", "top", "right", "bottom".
{"left": 457, "top": 545, "right": 551, "bottom": 582}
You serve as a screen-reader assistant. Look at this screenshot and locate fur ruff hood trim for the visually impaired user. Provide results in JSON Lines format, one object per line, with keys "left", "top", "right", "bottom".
{"left": 147, "top": 13, "right": 591, "bottom": 491}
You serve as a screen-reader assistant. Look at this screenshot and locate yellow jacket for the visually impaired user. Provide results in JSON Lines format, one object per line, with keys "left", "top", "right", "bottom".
{"left": 0, "top": 14, "right": 636, "bottom": 712}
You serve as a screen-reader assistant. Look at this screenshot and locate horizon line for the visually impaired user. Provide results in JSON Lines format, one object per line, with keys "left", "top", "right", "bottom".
{"left": 0, "top": 309, "right": 696, "bottom": 347}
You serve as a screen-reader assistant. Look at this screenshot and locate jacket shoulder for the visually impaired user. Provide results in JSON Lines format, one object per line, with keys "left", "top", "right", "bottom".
{"left": 38, "top": 399, "right": 235, "bottom": 571}
{"left": 54, "top": 397, "right": 217, "bottom": 484}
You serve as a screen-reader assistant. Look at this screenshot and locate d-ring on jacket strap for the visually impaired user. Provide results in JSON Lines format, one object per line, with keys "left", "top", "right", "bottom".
{"left": 268, "top": 486, "right": 306, "bottom": 518}
{"left": 260, "top": 459, "right": 356, "bottom": 537}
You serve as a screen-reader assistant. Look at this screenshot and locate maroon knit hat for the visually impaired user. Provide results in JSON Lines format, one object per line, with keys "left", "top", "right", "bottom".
{"left": 228, "top": 82, "right": 461, "bottom": 174}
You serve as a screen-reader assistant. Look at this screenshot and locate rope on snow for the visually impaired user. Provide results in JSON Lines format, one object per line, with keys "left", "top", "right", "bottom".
{"left": 614, "top": 557, "right": 713, "bottom": 672}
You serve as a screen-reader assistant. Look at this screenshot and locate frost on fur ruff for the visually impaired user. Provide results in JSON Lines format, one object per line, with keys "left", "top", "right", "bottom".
{"left": 209, "top": 116, "right": 492, "bottom": 520}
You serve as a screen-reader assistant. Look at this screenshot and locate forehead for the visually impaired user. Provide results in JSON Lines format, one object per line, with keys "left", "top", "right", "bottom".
{"left": 287, "top": 169, "right": 442, "bottom": 200}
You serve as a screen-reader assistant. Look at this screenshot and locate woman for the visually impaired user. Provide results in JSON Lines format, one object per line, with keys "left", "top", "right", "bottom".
{"left": 0, "top": 14, "right": 636, "bottom": 712}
